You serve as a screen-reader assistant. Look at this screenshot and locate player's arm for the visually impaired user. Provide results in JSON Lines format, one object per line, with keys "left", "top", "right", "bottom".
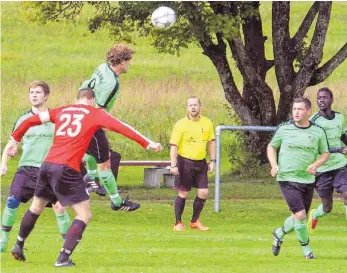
{"left": 169, "top": 122, "right": 182, "bottom": 175}
{"left": 267, "top": 127, "right": 282, "bottom": 177}
{"left": 99, "top": 111, "right": 162, "bottom": 151}
{"left": 0, "top": 142, "right": 13, "bottom": 176}
{"left": 207, "top": 140, "right": 216, "bottom": 173}
{"left": 306, "top": 130, "right": 330, "bottom": 175}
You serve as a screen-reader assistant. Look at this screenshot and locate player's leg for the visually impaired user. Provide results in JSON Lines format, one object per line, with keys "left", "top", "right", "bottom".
{"left": 307, "top": 172, "right": 334, "bottom": 231}
{"left": 172, "top": 155, "right": 192, "bottom": 231}
{"left": 84, "top": 153, "right": 98, "bottom": 180}
{"left": 12, "top": 196, "right": 48, "bottom": 261}
{"left": 292, "top": 183, "right": 315, "bottom": 259}
{"left": 1, "top": 167, "right": 37, "bottom": 252}
{"left": 55, "top": 200, "right": 91, "bottom": 267}
{"left": 190, "top": 160, "right": 209, "bottom": 231}
{"left": 1, "top": 195, "right": 20, "bottom": 252}
{"left": 110, "top": 150, "right": 121, "bottom": 180}
{"left": 52, "top": 202, "right": 70, "bottom": 240}
{"left": 333, "top": 166, "right": 347, "bottom": 219}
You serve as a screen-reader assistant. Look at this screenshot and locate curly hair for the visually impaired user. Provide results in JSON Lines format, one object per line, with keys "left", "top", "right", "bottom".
{"left": 106, "top": 44, "right": 135, "bottom": 66}
{"left": 28, "top": 80, "right": 50, "bottom": 96}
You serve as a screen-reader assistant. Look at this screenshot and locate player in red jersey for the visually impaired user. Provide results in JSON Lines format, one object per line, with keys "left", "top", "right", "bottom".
{"left": 6, "top": 89, "right": 162, "bottom": 267}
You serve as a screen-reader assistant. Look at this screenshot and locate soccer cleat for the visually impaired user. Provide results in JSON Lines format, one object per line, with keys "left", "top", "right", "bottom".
{"left": 0, "top": 240, "right": 8, "bottom": 253}
{"left": 189, "top": 220, "right": 209, "bottom": 231}
{"left": 54, "top": 259, "right": 76, "bottom": 267}
{"left": 307, "top": 209, "right": 318, "bottom": 232}
{"left": 272, "top": 229, "right": 283, "bottom": 256}
{"left": 84, "top": 175, "right": 107, "bottom": 196}
{"left": 11, "top": 243, "right": 26, "bottom": 261}
{"left": 173, "top": 221, "right": 185, "bottom": 231}
{"left": 305, "top": 252, "right": 316, "bottom": 259}
{"left": 110, "top": 196, "right": 140, "bottom": 212}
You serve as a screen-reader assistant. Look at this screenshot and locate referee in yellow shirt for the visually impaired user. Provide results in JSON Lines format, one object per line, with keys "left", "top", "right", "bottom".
{"left": 170, "top": 96, "right": 216, "bottom": 231}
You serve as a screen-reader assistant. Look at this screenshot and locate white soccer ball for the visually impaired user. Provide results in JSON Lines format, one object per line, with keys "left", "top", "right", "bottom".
{"left": 151, "top": 6, "right": 176, "bottom": 29}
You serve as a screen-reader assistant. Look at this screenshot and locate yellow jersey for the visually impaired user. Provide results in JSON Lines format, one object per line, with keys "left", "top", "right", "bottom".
{"left": 170, "top": 115, "right": 215, "bottom": 160}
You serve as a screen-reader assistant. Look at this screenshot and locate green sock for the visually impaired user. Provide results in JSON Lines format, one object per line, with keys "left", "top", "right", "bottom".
{"left": 84, "top": 154, "right": 98, "bottom": 179}
{"left": 276, "top": 215, "right": 294, "bottom": 240}
{"left": 312, "top": 203, "right": 328, "bottom": 219}
{"left": 55, "top": 210, "right": 70, "bottom": 240}
{"left": 344, "top": 205, "right": 347, "bottom": 220}
{"left": 1, "top": 206, "right": 18, "bottom": 245}
{"left": 294, "top": 219, "right": 312, "bottom": 256}
{"left": 98, "top": 169, "right": 122, "bottom": 206}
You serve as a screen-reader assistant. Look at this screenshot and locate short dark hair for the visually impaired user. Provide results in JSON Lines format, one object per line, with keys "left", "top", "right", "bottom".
{"left": 318, "top": 87, "right": 333, "bottom": 99}
{"left": 77, "top": 88, "right": 95, "bottom": 100}
{"left": 106, "top": 44, "right": 134, "bottom": 66}
{"left": 28, "top": 80, "right": 50, "bottom": 96}
{"left": 187, "top": 96, "right": 201, "bottom": 105}
{"left": 293, "top": 97, "right": 311, "bottom": 109}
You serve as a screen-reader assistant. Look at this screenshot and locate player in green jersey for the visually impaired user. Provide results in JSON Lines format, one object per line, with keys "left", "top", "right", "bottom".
{"left": 307, "top": 87, "right": 347, "bottom": 231}
{"left": 0, "top": 81, "right": 71, "bottom": 252}
{"left": 267, "top": 97, "right": 330, "bottom": 259}
{"left": 79, "top": 44, "right": 140, "bottom": 211}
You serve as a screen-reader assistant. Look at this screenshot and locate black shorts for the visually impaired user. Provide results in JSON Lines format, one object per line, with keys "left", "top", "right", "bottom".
{"left": 315, "top": 166, "right": 347, "bottom": 198}
{"left": 174, "top": 155, "right": 208, "bottom": 192}
{"left": 35, "top": 162, "right": 89, "bottom": 207}
{"left": 279, "top": 181, "right": 315, "bottom": 214}
{"left": 9, "top": 166, "right": 39, "bottom": 203}
{"left": 86, "top": 129, "right": 110, "bottom": 164}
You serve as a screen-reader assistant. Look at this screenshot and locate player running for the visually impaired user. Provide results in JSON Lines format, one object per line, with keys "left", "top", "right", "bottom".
{"left": 307, "top": 87, "right": 347, "bottom": 231}
{"left": 267, "top": 97, "right": 329, "bottom": 259}
{"left": 6, "top": 88, "right": 162, "bottom": 267}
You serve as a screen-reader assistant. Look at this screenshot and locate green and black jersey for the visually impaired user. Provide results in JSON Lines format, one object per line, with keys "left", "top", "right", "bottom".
{"left": 79, "top": 63, "right": 120, "bottom": 112}
{"left": 12, "top": 110, "right": 54, "bottom": 167}
{"left": 311, "top": 111, "right": 346, "bottom": 172}
{"left": 270, "top": 121, "right": 329, "bottom": 184}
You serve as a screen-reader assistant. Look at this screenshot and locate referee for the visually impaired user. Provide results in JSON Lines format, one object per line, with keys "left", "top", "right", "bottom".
{"left": 169, "top": 96, "right": 216, "bottom": 231}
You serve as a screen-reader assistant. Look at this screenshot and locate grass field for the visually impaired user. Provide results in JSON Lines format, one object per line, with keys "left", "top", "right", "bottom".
{"left": 1, "top": 161, "right": 347, "bottom": 273}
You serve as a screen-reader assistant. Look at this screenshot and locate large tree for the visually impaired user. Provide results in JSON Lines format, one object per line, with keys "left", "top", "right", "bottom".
{"left": 22, "top": 1, "right": 347, "bottom": 158}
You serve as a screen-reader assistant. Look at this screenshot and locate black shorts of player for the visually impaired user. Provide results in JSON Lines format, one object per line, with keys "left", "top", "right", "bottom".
{"left": 315, "top": 165, "right": 347, "bottom": 198}
{"left": 35, "top": 162, "right": 89, "bottom": 207}
{"left": 9, "top": 166, "right": 52, "bottom": 207}
{"left": 279, "top": 181, "right": 315, "bottom": 214}
{"left": 9, "top": 166, "right": 39, "bottom": 203}
{"left": 86, "top": 129, "right": 110, "bottom": 164}
{"left": 174, "top": 155, "right": 208, "bottom": 192}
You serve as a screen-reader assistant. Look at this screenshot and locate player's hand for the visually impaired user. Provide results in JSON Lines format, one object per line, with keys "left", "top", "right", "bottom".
{"left": 7, "top": 141, "right": 18, "bottom": 157}
{"left": 306, "top": 164, "right": 318, "bottom": 175}
{"left": 208, "top": 161, "right": 215, "bottom": 173}
{"left": 170, "top": 166, "right": 179, "bottom": 175}
{"left": 270, "top": 165, "right": 278, "bottom": 177}
{"left": 342, "top": 147, "right": 347, "bottom": 155}
{"left": 0, "top": 165, "right": 7, "bottom": 176}
{"left": 150, "top": 143, "right": 163, "bottom": 152}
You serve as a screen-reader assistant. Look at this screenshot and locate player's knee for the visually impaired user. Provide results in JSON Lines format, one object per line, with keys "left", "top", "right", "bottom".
{"left": 178, "top": 191, "right": 189, "bottom": 199}
{"left": 6, "top": 196, "right": 20, "bottom": 209}
{"left": 97, "top": 159, "right": 111, "bottom": 171}
{"left": 111, "top": 150, "right": 121, "bottom": 161}
{"left": 198, "top": 189, "right": 208, "bottom": 199}
{"left": 323, "top": 203, "right": 333, "bottom": 213}
{"left": 294, "top": 210, "right": 306, "bottom": 220}
{"left": 53, "top": 204, "right": 66, "bottom": 215}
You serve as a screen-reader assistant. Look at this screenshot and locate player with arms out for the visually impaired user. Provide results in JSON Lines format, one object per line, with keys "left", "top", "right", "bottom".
{"left": 80, "top": 44, "right": 140, "bottom": 211}
{"left": 307, "top": 87, "right": 347, "bottom": 231}
{"left": 7, "top": 88, "right": 162, "bottom": 267}
{"left": 267, "top": 97, "right": 329, "bottom": 259}
{"left": 0, "top": 81, "right": 70, "bottom": 253}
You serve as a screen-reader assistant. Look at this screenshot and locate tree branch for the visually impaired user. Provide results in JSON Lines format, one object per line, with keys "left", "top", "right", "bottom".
{"left": 293, "top": 2, "right": 332, "bottom": 97}
{"left": 309, "top": 42, "right": 347, "bottom": 85}
{"left": 291, "top": 2, "right": 320, "bottom": 55}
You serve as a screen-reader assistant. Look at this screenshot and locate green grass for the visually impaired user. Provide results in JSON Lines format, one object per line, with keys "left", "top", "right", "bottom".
{"left": 1, "top": 157, "right": 347, "bottom": 273}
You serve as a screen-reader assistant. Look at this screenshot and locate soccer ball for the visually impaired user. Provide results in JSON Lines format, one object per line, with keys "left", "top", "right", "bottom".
{"left": 151, "top": 6, "right": 176, "bottom": 29}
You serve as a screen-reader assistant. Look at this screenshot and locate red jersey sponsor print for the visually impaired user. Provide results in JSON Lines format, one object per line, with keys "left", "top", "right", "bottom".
{"left": 12, "top": 104, "right": 152, "bottom": 171}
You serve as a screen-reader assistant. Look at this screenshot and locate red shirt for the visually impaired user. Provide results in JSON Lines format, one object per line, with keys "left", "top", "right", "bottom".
{"left": 12, "top": 104, "right": 151, "bottom": 171}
